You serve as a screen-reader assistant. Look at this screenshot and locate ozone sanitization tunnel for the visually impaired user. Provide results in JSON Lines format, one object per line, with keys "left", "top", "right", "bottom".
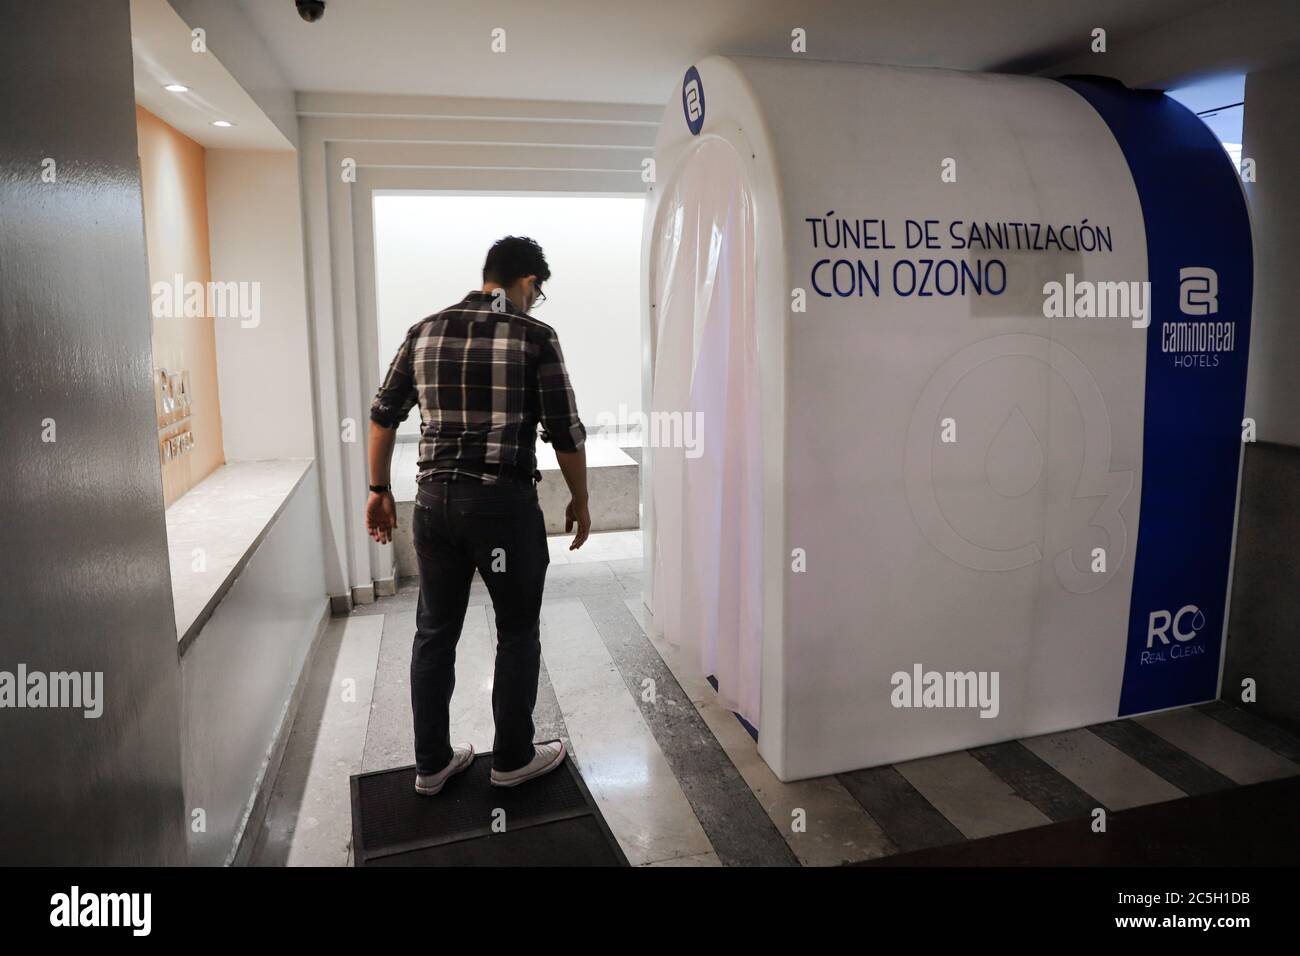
{"left": 638, "top": 56, "right": 1252, "bottom": 780}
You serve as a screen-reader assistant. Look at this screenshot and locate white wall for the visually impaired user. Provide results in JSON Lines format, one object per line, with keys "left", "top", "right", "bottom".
{"left": 207, "top": 149, "right": 316, "bottom": 459}
{"left": 180, "top": 466, "right": 328, "bottom": 866}
{"left": 373, "top": 193, "right": 644, "bottom": 439}
{"left": 298, "top": 93, "right": 656, "bottom": 604}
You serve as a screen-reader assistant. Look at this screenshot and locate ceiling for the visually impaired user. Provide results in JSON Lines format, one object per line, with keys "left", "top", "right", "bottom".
{"left": 238, "top": 0, "right": 1226, "bottom": 105}
{"left": 132, "top": 0, "right": 292, "bottom": 148}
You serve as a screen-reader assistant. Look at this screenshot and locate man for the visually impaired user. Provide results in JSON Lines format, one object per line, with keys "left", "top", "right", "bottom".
{"left": 366, "top": 236, "right": 589, "bottom": 796}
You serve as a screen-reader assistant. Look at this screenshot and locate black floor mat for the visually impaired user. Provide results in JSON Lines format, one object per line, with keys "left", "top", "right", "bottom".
{"left": 350, "top": 743, "right": 629, "bottom": 866}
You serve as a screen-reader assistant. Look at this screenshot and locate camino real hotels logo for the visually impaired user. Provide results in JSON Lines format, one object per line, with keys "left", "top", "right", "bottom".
{"left": 1143, "top": 604, "right": 1207, "bottom": 665}
{"left": 1168, "top": 266, "right": 1235, "bottom": 368}
{"left": 1041, "top": 267, "right": 1233, "bottom": 369}
{"left": 682, "top": 65, "right": 705, "bottom": 135}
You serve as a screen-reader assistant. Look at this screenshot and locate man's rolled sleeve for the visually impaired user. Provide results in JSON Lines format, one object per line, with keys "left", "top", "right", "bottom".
{"left": 536, "top": 329, "right": 586, "bottom": 452}
{"left": 370, "top": 327, "right": 419, "bottom": 428}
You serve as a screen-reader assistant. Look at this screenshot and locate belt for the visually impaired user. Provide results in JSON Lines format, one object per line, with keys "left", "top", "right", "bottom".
{"left": 424, "top": 464, "right": 539, "bottom": 486}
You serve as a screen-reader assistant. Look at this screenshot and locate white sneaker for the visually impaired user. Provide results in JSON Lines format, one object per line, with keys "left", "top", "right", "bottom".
{"left": 490, "top": 740, "right": 566, "bottom": 788}
{"left": 414, "top": 744, "right": 474, "bottom": 795}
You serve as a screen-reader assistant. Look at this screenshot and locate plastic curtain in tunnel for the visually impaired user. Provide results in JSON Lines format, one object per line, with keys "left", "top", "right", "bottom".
{"left": 649, "top": 138, "right": 763, "bottom": 727}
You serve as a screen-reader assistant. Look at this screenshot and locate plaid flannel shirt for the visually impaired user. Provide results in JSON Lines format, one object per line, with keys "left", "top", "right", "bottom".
{"left": 370, "top": 290, "right": 586, "bottom": 484}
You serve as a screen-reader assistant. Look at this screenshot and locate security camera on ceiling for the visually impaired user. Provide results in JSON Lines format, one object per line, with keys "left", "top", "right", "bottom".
{"left": 295, "top": 0, "right": 326, "bottom": 23}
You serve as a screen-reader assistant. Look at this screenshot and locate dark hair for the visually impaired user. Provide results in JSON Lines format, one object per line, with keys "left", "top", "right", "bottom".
{"left": 482, "top": 236, "right": 551, "bottom": 288}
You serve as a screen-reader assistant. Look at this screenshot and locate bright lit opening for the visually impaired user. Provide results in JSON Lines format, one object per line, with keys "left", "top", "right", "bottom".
{"left": 1168, "top": 74, "right": 1245, "bottom": 167}
{"left": 372, "top": 192, "right": 645, "bottom": 443}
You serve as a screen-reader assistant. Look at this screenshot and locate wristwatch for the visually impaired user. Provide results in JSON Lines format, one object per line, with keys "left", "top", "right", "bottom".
{"left": 368, "top": 484, "right": 391, "bottom": 494}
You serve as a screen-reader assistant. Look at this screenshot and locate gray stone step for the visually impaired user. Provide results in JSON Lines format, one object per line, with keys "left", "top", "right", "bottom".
{"left": 389, "top": 462, "right": 640, "bottom": 578}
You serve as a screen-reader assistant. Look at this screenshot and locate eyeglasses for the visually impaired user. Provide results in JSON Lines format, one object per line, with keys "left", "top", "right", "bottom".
{"left": 532, "top": 285, "right": 547, "bottom": 308}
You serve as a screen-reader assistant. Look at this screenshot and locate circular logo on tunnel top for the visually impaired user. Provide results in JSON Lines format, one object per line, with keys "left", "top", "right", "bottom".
{"left": 682, "top": 65, "right": 705, "bottom": 135}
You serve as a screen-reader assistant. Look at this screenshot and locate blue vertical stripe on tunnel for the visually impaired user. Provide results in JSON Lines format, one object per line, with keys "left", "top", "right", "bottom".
{"left": 1056, "top": 77, "right": 1253, "bottom": 716}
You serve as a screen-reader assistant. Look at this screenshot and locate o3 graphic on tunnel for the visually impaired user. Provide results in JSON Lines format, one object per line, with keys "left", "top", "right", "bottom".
{"left": 903, "top": 333, "right": 1133, "bottom": 594}
{"left": 682, "top": 65, "right": 705, "bottom": 135}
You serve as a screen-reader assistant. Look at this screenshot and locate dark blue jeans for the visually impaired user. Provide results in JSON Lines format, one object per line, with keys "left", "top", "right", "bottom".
{"left": 411, "top": 480, "right": 550, "bottom": 774}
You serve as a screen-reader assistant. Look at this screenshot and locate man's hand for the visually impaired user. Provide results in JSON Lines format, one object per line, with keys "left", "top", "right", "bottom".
{"left": 565, "top": 496, "right": 591, "bottom": 550}
{"left": 555, "top": 447, "right": 589, "bottom": 551}
{"left": 366, "top": 491, "right": 398, "bottom": 544}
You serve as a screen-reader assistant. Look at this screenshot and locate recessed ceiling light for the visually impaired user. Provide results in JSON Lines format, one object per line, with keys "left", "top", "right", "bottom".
{"left": 211, "top": 120, "right": 234, "bottom": 128}
{"left": 164, "top": 83, "right": 189, "bottom": 93}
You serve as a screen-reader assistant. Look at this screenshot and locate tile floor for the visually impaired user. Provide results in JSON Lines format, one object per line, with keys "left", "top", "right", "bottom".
{"left": 250, "top": 530, "right": 1300, "bottom": 866}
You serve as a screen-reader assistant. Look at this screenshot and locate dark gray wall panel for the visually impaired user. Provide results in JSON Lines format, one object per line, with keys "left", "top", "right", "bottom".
{"left": 1225, "top": 64, "right": 1300, "bottom": 738}
{"left": 1242, "top": 62, "right": 1300, "bottom": 447}
{"left": 0, "top": 0, "right": 188, "bottom": 864}
{"left": 1224, "top": 441, "right": 1300, "bottom": 736}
